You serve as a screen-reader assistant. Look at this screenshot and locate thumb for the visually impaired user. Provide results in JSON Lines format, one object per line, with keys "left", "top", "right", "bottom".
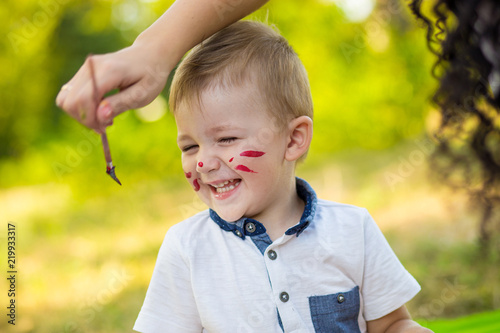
{"left": 96, "top": 79, "right": 162, "bottom": 125}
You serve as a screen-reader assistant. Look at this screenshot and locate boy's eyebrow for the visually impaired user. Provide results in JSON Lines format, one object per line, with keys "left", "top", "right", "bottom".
{"left": 177, "top": 124, "right": 243, "bottom": 143}
{"left": 177, "top": 134, "right": 190, "bottom": 143}
{"left": 209, "top": 124, "right": 241, "bottom": 133}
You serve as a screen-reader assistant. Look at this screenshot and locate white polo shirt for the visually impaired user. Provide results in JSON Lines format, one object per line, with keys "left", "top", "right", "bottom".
{"left": 134, "top": 178, "right": 420, "bottom": 333}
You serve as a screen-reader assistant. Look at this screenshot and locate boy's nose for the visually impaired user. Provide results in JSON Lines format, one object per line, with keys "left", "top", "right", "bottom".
{"left": 196, "top": 157, "right": 220, "bottom": 174}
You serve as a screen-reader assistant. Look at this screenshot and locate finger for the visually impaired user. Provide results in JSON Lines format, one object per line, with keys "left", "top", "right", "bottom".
{"left": 56, "top": 59, "right": 91, "bottom": 109}
{"left": 96, "top": 82, "right": 155, "bottom": 123}
{"left": 57, "top": 56, "right": 95, "bottom": 109}
{"left": 61, "top": 79, "right": 100, "bottom": 130}
{"left": 55, "top": 82, "right": 74, "bottom": 108}
{"left": 76, "top": 79, "right": 100, "bottom": 128}
{"left": 60, "top": 57, "right": 108, "bottom": 130}
{"left": 56, "top": 61, "right": 94, "bottom": 121}
{"left": 97, "top": 99, "right": 114, "bottom": 127}
{"left": 99, "top": 72, "right": 168, "bottom": 122}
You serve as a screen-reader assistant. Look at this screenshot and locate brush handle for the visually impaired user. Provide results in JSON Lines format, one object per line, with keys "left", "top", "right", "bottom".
{"left": 101, "top": 132, "right": 113, "bottom": 165}
{"left": 89, "top": 55, "right": 120, "bottom": 185}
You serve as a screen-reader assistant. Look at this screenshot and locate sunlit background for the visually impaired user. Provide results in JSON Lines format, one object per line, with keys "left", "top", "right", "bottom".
{"left": 1, "top": 0, "right": 499, "bottom": 332}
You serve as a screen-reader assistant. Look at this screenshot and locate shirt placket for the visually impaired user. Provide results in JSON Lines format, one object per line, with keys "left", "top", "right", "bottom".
{"left": 263, "top": 235, "right": 309, "bottom": 333}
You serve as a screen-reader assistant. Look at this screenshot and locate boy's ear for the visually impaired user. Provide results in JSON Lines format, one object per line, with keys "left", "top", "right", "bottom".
{"left": 285, "top": 116, "right": 313, "bottom": 162}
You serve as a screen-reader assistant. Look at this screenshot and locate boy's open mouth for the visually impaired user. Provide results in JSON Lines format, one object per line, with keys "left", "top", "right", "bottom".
{"left": 209, "top": 179, "right": 241, "bottom": 194}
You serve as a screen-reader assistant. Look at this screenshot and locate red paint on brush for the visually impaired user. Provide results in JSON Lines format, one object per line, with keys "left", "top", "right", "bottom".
{"left": 193, "top": 179, "right": 200, "bottom": 191}
{"left": 229, "top": 157, "right": 234, "bottom": 163}
{"left": 235, "top": 165, "right": 257, "bottom": 173}
{"left": 185, "top": 172, "right": 192, "bottom": 179}
{"left": 240, "top": 150, "right": 265, "bottom": 157}
{"left": 198, "top": 162, "right": 203, "bottom": 167}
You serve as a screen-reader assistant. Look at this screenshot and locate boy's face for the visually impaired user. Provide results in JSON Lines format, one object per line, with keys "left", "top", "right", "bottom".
{"left": 175, "top": 83, "right": 293, "bottom": 222}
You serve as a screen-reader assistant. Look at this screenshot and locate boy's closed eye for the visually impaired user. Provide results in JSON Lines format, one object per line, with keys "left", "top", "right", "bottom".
{"left": 180, "top": 137, "right": 237, "bottom": 152}
{"left": 218, "top": 137, "right": 238, "bottom": 144}
{"left": 181, "top": 144, "right": 199, "bottom": 152}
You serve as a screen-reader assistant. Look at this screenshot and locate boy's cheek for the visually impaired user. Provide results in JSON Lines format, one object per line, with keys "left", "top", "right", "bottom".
{"left": 243, "top": 136, "right": 266, "bottom": 152}
{"left": 181, "top": 159, "right": 199, "bottom": 190}
{"left": 246, "top": 127, "right": 282, "bottom": 151}
{"left": 229, "top": 151, "right": 268, "bottom": 174}
{"left": 181, "top": 155, "right": 195, "bottom": 172}
{"left": 184, "top": 172, "right": 201, "bottom": 192}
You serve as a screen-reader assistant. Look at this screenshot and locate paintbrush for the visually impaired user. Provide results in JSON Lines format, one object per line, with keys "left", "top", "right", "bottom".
{"left": 87, "top": 55, "right": 122, "bottom": 186}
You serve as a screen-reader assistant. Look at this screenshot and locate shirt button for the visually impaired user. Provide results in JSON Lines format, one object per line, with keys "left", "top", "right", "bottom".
{"left": 279, "top": 292, "right": 289, "bottom": 303}
{"left": 245, "top": 222, "right": 256, "bottom": 233}
{"left": 267, "top": 250, "right": 277, "bottom": 260}
{"left": 337, "top": 294, "right": 345, "bottom": 303}
{"left": 235, "top": 230, "right": 243, "bottom": 237}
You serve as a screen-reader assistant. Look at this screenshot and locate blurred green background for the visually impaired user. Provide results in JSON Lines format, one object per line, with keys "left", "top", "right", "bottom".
{"left": 1, "top": 0, "right": 499, "bottom": 332}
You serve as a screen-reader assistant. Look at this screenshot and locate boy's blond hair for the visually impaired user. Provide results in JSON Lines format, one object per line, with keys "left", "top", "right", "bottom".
{"left": 169, "top": 20, "right": 313, "bottom": 130}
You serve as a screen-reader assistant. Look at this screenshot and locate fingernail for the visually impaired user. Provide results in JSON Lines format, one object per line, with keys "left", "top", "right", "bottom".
{"left": 99, "top": 100, "right": 112, "bottom": 119}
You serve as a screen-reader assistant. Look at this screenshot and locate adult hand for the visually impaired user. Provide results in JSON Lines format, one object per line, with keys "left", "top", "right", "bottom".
{"left": 56, "top": 0, "right": 269, "bottom": 133}
{"left": 56, "top": 43, "right": 171, "bottom": 133}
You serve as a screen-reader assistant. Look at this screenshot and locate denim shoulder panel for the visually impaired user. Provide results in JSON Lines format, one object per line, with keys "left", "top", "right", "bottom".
{"left": 308, "top": 286, "right": 361, "bottom": 333}
{"left": 285, "top": 177, "right": 317, "bottom": 236}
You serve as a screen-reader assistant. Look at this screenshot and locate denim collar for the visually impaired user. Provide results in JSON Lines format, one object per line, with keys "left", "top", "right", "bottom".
{"left": 209, "top": 177, "right": 317, "bottom": 240}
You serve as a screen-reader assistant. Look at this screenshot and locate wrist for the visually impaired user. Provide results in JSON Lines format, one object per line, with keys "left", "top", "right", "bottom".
{"left": 133, "top": 32, "right": 180, "bottom": 74}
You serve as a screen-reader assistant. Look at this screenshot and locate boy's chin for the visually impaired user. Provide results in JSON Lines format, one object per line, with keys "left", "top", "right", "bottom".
{"left": 213, "top": 209, "right": 244, "bottom": 223}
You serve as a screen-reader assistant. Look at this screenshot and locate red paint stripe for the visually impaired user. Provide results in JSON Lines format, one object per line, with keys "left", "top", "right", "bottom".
{"left": 240, "top": 150, "right": 265, "bottom": 157}
{"left": 185, "top": 172, "right": 192, "bottom": 179}
{"left": 229, "top": 157, "right": 234, "bottom": 163}
{"left": 235, "top": 165, "right": 257, "bottom": 173}
{"left": 193, "top": 179, "right": 200, "bottom": 191}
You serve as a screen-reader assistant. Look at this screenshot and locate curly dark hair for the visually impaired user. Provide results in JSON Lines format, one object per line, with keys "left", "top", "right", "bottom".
{"left": 409, "top": 0, "right": 500, "bottom": 247}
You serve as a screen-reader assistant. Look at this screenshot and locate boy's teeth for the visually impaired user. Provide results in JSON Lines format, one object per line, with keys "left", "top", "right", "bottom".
{"left": 213, "top": 180, "right": 233, "bottom": 188}
{"left": 215, "top": 180, "right": 240, "bottom": 193}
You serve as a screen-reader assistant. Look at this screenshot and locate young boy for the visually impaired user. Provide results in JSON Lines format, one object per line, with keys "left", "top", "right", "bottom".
{"left": 134, "top": 21, "right": 431, "bottom": 333}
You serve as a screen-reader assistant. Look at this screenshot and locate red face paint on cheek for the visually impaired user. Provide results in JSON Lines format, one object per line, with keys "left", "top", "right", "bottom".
{"left": 229, "top": 157, "right": 234, "bottom": 163}
{"left": 235, "top": 165, "right": 257, "bottom": 173}
{"left": 240, "top": 150, "right": 265, "bottom": 157}
{"left": 185, "top": 172, "right": 192, "bottom": 179}
{"left": 198, "top": 162, "right": 203, "bottom": 167}
{"left": 193, "top": 179, "right": 200, "bottom": 191}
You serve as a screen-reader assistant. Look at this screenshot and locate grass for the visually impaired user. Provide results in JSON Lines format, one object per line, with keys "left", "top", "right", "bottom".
{"left": 419, "top": 309, "right": 500, "bottom": 332}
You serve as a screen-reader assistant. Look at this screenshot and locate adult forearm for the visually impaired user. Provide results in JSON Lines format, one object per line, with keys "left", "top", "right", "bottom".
{"left": 134, "top": 0, "right": 269, "bottom": 68}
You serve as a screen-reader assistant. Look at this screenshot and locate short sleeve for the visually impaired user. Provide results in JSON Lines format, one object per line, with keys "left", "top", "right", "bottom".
{"left": 133, "top": 226, "right": 202, "bottom": 333}
{"left": 361, "top": 210, "right": 421, "bottom": 321}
